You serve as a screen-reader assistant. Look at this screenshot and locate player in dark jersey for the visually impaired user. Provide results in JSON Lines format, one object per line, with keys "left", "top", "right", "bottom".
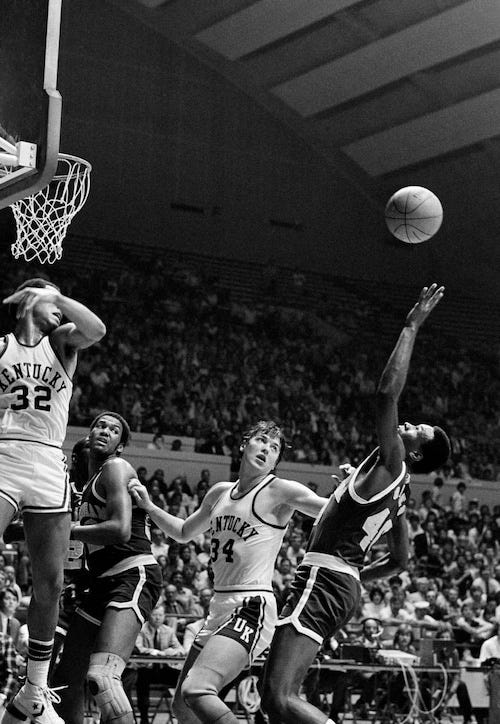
{"left": 261, "top": 284, "right": 451, "bottom": 724}
{"left": 52, "top": 412, "right": 162, "bottom": 724}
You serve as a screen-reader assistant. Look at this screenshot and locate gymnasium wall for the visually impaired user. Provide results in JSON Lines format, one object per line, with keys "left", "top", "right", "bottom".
{"left": 57, "top": 0, "right": 450, "bottom": 292}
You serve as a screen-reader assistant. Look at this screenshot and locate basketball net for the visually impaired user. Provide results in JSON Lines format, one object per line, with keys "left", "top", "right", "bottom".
{"left": 1, "top": 154, "right": 91, "bottom": 264}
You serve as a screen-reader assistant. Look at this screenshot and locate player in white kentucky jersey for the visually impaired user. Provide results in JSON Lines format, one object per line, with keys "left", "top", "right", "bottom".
{"left": 261, "top": 285, "right": 451, "bottom": 724}
{"left": 0, "top": 278, "right": 105, "bottom": 724}
{"left": 128, "top": 420, "right": 327, "bottom": 724}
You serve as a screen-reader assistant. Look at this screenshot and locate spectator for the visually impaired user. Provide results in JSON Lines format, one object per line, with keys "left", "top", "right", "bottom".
{"left": 2, "top": 567, "right": 22, "bottom": 604}
{"left": 169, "top": 571, "right": 196, "bottom": 614}
{"left": 198, "top": 432, "right": 224, "bottom": 455}
{"left": 451, "top": 482, "right": 468, "bottom": 515}
{"left": 147, "top": 433, "right": 167, "bottom": 451}
{"left": 330, "top": 618, "right": 382, "bottom": 721}
{"left": 0, "top": 629, "right": 20, "bottom": 709}
{"left": 0, "top": 589, "right": 21, "bottom": 649}
{"left": 273, "top": 559, "right": 294, "bottom": 595}
{"left": 162, "top": 584, "right": 185, "bottom": 635}
{"left": 137, "top": 466, "right": 148, "bottom": 485}
{"left": 150, "top": 528, "right": 169, "bottom": 560}
{"left": 161, "top": 543, "right": 182, "bottom": 582}
{"left": 479, "top": 616, "right": 500, "bottom": 662}
{"left": 455, "top": 602, "right": 493, "bottom": 658}
{"left": 149, "top": 481, "right": 167, "bottom": 511}
{"left": 135, "top": 604, "right": 185, "bottom": 724}
{"left": 379, "top": 591, "right": 414, "bottom": 643}
{"left": 361, "top": 586, "right": 386, "bottom": 620}
{"left": 286, "top": 532, "right": 306, "bottom": 568}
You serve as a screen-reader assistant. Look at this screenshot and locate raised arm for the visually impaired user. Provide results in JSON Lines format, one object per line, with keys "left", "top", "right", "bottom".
{"left": 376, "top": 284, "right": 444, "bottom": 475}
{"left": 3, "top": 285, "right": 106, "bottom": 350}
{"left": 268, "top": 478, "right": 327, "bottom": 526}
{"left": 128, "top": 479, "right": 218, "bottom": 543}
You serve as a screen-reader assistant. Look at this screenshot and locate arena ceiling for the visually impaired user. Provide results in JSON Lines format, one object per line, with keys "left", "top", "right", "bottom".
{"left": 112, "top": 0, "right": 500, "bottom": 224}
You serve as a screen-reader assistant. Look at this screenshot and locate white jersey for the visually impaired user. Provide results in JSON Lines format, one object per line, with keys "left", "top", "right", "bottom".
{"left": 0, "top": 333, "right": 72, "bottom": 447}
{"left": 209, "top": 474, "right": 287, "bottom": 593}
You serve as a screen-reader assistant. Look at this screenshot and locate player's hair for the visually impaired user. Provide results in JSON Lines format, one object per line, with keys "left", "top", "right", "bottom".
{"left": 14, "top": 277, "right": 60, "bottom": 294}
{"left": 411, "top": 426, "right": 451, "bottom": 474}
{"left": 90, "top": 411, "right": 131, "bottom": 446}
{"left": 240, "top": 420, "right": 287, "bottom": 464}
{"left": 8, "top": 277, "right": 60, "bottom": 321}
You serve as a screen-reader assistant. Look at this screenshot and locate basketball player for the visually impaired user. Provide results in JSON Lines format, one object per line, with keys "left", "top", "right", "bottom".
{"left": 128, "top": 420, "right": 327, "bottom": 724}
{"left": 261, "top": 284, "right": 451, "bottom": 724}
{"left": 52, "top": 412, "right": 162, "bottom": 724}
{"left": 0, "top": 278, "right": 105, "bottom": 724}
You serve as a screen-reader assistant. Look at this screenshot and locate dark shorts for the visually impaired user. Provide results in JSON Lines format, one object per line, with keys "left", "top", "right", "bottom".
{"left": 276, "top": 565, "right": 361, "bottom": 644}
{"left": 194, "top": 590, "right": 277, "bottom": 663}
{"left": 76, "top": 563, "right": 162, "bottom": 626}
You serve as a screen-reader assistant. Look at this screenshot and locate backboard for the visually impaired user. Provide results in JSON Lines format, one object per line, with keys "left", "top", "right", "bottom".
{"left": 0, "top": 0, "right": 63, "bottom": 209}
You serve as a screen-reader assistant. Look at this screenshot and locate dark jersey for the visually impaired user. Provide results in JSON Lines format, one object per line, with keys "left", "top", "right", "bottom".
{"left": 307, "top": 448, "right": 409, "bottom": 569}
{"left": 79, "top": 467, "right": 153, "bottom": 577}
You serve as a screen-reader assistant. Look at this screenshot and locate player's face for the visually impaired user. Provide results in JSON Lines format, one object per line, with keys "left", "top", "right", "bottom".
{"left": 243, "top": 432, "right": 281, "bottom": 472}
{"left": 32, "top": 296, "right": 62, "bottom": 332}
{"left": 89, "top": 415, "right": 123, "bottom": 456}
{"left": 398, "top": 422, "right": 434, "bottom": 450}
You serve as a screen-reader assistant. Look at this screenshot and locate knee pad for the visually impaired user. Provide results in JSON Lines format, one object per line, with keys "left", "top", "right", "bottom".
{"left": 87, "top": 652, "right": 132, "bottom": 721}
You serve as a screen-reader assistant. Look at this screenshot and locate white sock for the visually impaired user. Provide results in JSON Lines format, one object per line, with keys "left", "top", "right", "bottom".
{"left": 27, "top": 659, "right": 51, "bottom": 688}
{"left": 26, "top": 638, "right": 54, "bottom": 688}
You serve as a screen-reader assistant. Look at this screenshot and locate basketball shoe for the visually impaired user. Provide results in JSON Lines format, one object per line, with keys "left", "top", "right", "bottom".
{"left": 5, "top": 680, "right": 64, "bottom": 724}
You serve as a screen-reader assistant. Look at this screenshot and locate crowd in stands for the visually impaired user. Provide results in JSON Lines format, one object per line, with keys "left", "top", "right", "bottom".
{"left": 1, "top": 245, "right": 500, "bottom": 482}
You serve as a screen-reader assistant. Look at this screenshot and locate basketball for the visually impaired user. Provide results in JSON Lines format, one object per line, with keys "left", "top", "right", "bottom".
{"left": 385, "top": 186, "right": 443, "bottom": 244}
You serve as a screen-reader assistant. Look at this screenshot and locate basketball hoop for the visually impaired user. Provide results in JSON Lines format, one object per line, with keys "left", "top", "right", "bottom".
{"left": 1, "top": 153, "right": 91, "bottom": 264}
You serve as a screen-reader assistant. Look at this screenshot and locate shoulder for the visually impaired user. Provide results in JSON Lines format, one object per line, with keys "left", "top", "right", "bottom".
{"left": 100, "top": 457, "right": 136, "bottom": 483}
{"left": 269, "top": 476, "right": 312, "bottom": 498}
{"left": 205, "top": 481, "right": 232, "bottom": 501}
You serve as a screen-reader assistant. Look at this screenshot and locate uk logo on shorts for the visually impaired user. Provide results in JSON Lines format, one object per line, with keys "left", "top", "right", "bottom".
{"left": 214, "top": 595, "right": 265, "bottom": 655}
{"left": 231, "top": 616, "right": 255, "bottom": 644}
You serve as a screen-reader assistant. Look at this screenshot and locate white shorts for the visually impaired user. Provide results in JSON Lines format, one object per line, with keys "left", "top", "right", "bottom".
{"left": 193, "top": 590, "right": 277, "bottom": 664}
{"left": 0, "top": 440, "right": 70, "bottom": 513}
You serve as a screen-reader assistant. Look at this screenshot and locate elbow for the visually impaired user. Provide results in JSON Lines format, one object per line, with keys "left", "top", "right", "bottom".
{"left": 116, "top": 525, "right": 131, "bottom": 544}
{"left": 376, "top": 385, "right": 397, "bottom": 402}
{"left": 391, "top": 552, "right": 408, "bottom": 571}
{"left": 93, "top": 321, "right": 107, "bottom": 341}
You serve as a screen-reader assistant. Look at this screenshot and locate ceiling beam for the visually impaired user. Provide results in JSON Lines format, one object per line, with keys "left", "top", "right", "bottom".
{"left": 271, "top": 0, "right": 500, "bottom": 115}
{"left": 195, "top": 0, "right": 361, "bottom": 60}
{"left": 342, "top": 89, "right": 500, "bottom": 175}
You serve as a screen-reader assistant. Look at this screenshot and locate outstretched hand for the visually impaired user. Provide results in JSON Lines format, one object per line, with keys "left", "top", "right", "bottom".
{"left": 3, "top": 286, "right": 60, "bottom": 319}
{"left": 405, "top": 283, "right": 444, "bottom": 328}
{"left": 127, "top": 478, "right": 153, "bottom": 511}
